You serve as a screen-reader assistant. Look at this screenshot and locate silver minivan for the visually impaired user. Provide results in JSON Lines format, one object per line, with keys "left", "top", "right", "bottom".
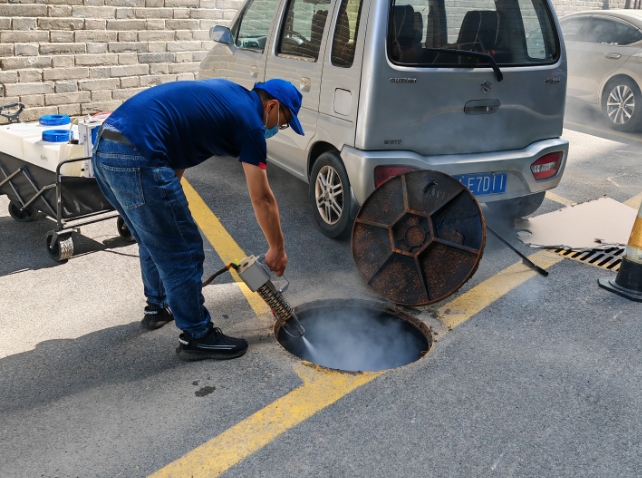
{"left": 199, "top": 0, "right": 568, "bottom": 238}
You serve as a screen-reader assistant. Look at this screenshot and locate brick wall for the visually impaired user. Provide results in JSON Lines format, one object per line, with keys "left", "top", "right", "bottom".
{"left": 554, "top": 0, "right": 626, "bottom": 17}
{"left": 0, "top": 0, "right": 243, "bottom": 124}
{"left": 0, "top": 0, "right": 631, "bottom": 124}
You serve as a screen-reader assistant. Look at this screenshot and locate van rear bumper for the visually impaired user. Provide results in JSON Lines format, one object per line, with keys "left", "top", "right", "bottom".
{"left": 341, "top": 137, "right": 569, "bottom": 205}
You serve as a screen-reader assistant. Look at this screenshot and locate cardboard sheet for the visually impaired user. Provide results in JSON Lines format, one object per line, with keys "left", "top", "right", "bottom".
{"left": 516, "top": 197, "right": 637, "bottom": 250}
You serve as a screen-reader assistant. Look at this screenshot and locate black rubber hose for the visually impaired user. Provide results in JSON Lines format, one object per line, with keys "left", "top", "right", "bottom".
{"left": 202, "top": 263, "right": 239, "bottom": 287}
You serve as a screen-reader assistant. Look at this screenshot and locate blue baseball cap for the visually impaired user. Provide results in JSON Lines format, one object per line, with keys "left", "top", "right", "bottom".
{"left": 254, "top": 79, "right": 304, "bottom": 136}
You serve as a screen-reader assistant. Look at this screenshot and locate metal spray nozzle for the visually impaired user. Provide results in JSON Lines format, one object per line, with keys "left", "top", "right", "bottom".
{"left": 237, "top": 255, "right": 305, "bottom": 338}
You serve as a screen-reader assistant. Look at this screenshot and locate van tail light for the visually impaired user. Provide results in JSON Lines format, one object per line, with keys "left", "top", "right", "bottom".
{"left": 530, "top": 152, "right": 563, "bottom": 180}
{"left": 374, "top": 165, "right": 418, "bottom": 188}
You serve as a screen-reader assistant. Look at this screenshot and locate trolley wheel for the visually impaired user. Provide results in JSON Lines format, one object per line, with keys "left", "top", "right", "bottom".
{"left": 46, "top": 231, "right": 74, "bottom": 263}
{"left": 116, "top": 216, "right": 136, "bottom": 242}
{"left": 8, "top": 200, "right": 37, "bottom": 222}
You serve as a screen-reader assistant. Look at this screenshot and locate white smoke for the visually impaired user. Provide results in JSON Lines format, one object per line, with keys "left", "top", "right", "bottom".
{"left": 280, "top": 304, "right": 429, "bottom": 372}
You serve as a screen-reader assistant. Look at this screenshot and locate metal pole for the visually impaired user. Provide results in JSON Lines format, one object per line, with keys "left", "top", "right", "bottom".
{"left": 487, "top": 225, "right": 549, "bottom": 277}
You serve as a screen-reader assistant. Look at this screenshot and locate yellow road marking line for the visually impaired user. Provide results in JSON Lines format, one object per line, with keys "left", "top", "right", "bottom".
{"left": 624, "top": 192, "right": 642, "bottom": 211}
{"left": 545, "top": 191, "right": 573, "bottom": 207}
{"left": 149, "top": 364, "right": 381, "bottom": 478}
{"left": 437, "top": 250, "right": 563, "bottom": 330}
{"left": 564, "top": 120, "right": 642, "bottom": 144}
{"left": 182, "top": 179, "right": 270, "bottom": 320}
{"left": 151, "top": 181, "right": 566, "bottom": 478}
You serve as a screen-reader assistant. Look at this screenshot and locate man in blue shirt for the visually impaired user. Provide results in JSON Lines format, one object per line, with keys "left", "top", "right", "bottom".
{"left": 92, "top": 78, "right": 304, "bottom": 361}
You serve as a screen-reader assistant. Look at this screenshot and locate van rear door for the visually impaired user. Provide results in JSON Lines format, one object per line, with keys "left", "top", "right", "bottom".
{"left": 356, "top": 0, "right": 565, "bottom": 157}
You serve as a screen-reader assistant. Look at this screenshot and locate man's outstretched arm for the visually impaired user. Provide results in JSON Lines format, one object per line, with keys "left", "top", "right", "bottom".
{"left": 242, "top": 162, "right": 287, "bottom": 276}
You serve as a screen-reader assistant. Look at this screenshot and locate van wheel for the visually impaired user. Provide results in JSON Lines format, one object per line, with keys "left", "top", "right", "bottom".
{"left": 486, "top": 191, "right": 546, "bottom": 219}
{"left": 309, "top": 152, "right": 353, "bottom": 239}
{"left": 602, "top": 77, "right": 642, "bottom": 132}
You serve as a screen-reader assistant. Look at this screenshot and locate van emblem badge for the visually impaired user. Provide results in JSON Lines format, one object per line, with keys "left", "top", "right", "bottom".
{"left": 384, "top": 139, "right": 402, "bottom": 145}
{"left": 390, "top": 78, "right": 417, "bottom": 83}
{"left": 545, "top": 77, "right": 561, "bottom": 84}
{"left": 480, "top": 80, "right": 492, "bottom": 93}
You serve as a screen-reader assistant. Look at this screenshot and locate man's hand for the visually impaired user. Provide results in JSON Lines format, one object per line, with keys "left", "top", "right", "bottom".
{"left": 265, "top": 246, "right": 287, "bottom": 277}
{"left": 242, "top": 163, "right": 287, "bottom": 276}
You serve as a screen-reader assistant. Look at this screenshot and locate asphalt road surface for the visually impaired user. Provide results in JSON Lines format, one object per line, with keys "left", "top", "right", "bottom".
{"left": 1, "top": 101, "right": 642, "bottom": 477}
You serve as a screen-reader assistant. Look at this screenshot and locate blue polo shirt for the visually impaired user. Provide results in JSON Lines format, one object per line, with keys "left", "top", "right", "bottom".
{"left": 105, "top": 79, "right": 267, "bottom": 170}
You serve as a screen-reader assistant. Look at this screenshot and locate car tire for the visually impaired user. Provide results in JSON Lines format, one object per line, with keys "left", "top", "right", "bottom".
{"left": 309, "top": 151, "right": 353, "bottom": 239}
{"left": 601, "top": 77, "right": 642, "bottom": 132}
{"left": 486, "top": 191, "right": 546, "bottom": 219}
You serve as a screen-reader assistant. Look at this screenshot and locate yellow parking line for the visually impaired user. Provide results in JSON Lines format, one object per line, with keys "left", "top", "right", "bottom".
{"left": 438, "top": 250, "right": 563, "bottom": 330}
{"left": 564, "top": 120, "right": 642, "bottom": 144}
{"left": 149, "top": 365, "right": 381, "bottom": 478}
{"left": 545, "top": 191, "right": 573, "bottom": 207}
{"left": 182, "top": 179, "right": 270, "bottom": 320}
{"left": 150, "top": 181, "right": 565, "bottom": 478}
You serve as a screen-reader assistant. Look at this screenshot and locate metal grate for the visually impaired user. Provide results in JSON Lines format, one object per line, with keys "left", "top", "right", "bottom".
{"left": 554, "top": 247, "right": 625, "bottom": 271}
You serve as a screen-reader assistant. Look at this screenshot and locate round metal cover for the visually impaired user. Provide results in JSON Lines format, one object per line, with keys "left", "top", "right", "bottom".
{"left": 351, "top": 170, "right": 486, "bottom": 306}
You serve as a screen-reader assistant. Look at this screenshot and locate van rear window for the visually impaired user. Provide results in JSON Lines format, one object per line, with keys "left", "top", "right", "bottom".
{"left": 387, "top": 0, "right": 559, "bottom": 67}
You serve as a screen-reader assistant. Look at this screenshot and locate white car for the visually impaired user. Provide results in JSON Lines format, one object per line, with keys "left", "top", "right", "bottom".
{"left": 561, "top": 9, "right": 642, "bottom": 131}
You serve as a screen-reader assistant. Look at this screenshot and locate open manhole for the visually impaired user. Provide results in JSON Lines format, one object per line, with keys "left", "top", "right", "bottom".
{"left": 276, "top": 299, "right": 432, "bottom": 372}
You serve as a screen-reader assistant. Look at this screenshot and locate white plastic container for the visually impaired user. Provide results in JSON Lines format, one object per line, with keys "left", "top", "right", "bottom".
{"left": 20, "top": 125, "right": 86, "bottom": 176}
{"left": 0, "top": 122, "right": 52, "bottom": 159}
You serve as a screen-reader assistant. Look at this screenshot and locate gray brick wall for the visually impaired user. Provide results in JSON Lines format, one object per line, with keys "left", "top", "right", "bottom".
{"left": 0, "top": 0, "right": 632, "bottom": 124}
{"left": 0, "top": 0, "right": 236, "bottom": 123}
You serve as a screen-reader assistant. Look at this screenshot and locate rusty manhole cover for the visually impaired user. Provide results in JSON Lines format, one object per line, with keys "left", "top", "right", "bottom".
{"left": 352, "top": 170, "right": 486, "bottom": 306}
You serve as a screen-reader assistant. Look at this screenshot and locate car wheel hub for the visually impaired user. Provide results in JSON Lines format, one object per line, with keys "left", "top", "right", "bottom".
{"left": 315, "top": 165, "right": 343, "bottom": 225}
{"left": 607, "top": 85, "right": 635, "bottom": 125}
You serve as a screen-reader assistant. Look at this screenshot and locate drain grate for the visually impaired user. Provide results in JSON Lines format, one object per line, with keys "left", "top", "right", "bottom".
{"left": 554, "top": 247, "right": 625, "bottom": 271}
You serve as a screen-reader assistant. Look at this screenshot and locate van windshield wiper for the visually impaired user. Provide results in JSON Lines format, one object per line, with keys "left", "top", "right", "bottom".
{"left": 422, "top": 48, "right": 504, "bottom": 82}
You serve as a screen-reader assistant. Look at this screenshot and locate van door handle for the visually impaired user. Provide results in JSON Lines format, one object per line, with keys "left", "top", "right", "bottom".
{"left": 300, "top": 77, "right": 311, "bottom": 92}
{"left": 250, "top": 66, "right": 258, "bottom": 78}
{"left": 605, "top": 52, "right": 622, "bottom": 59}
{"left": 464, "top": 99, "right": 500, "bottom": 115}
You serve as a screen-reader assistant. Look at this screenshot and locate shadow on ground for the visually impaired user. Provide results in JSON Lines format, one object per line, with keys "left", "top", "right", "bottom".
{"left": 0, "top": 213, "right": 135, "bottom": 276}
{"left": 0, "top": 320, "right": 273, "bottom": 414}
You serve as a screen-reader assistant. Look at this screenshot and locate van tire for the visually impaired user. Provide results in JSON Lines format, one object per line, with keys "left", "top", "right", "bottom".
{"left": 309, "top": 152, "right": 353, "bottom": 239}
{"left": 486, "top": 191, "right": 546, "bottom": 219}
{"left": 601, "top": 77, "right": 642, "bottom": 132}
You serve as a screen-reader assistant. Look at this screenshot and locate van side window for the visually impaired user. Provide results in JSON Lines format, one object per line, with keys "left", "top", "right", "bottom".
{"left": 277, "top": 0, "right": 330, "bottom": 60}
{"left": 233, "top": 0, "right": 281, "bottom": 51}
{"left": 331, "top": 0, "right": 364, "bottom": 67}
{"left": 387, "top": 0, "right": 559, "bottom": 67}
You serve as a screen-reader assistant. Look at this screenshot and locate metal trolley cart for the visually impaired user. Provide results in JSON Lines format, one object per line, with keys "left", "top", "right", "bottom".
{"left": 0, "top": 103, "right": 133, "bottom": 262}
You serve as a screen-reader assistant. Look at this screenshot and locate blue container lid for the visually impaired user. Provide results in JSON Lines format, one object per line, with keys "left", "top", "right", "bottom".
{"left": 42, "top": 129, "right": 71, "bottom": 143}
{"left": 39, "top": 114, "right": 70, "bottom": 126}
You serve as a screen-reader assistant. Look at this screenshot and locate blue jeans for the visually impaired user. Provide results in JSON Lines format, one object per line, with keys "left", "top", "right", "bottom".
{"left": 92, "top": 137, "right": 211, "bottom": 338}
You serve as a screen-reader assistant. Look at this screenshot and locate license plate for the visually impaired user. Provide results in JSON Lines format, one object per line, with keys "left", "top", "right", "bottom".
{"left": 452, "top": 172, "right": 507, "bottom": 196}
